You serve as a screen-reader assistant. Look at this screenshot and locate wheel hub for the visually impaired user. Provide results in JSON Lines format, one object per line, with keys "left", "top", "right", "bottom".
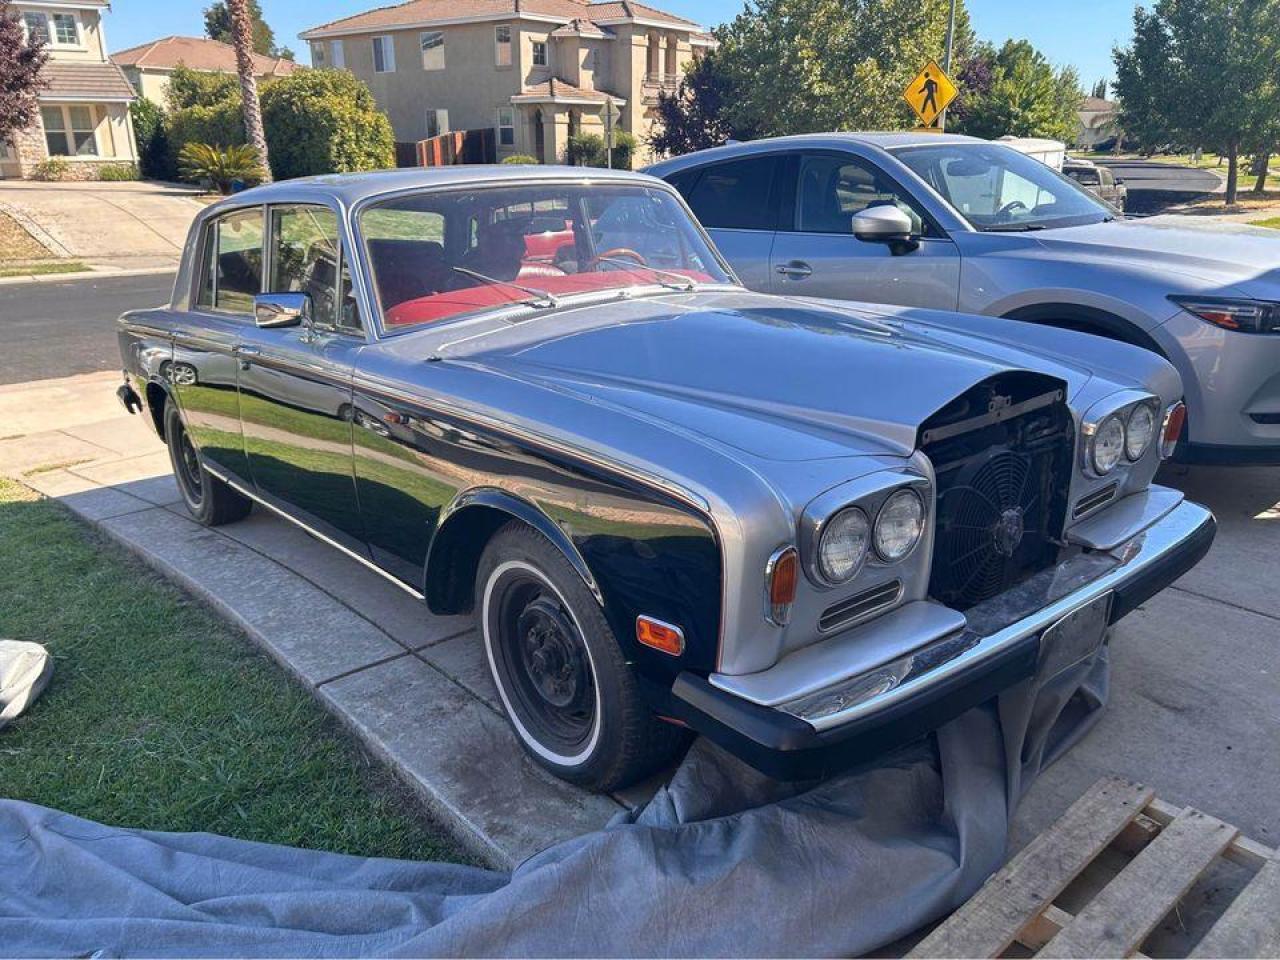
{"left": 517, "top": 598, "right": 586, "bottom": 709}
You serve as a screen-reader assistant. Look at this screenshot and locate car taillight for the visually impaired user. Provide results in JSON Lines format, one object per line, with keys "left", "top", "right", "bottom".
{"left": 636, "top": 616, "right": 684, "bottom": 656}
{"left": 1169, "top": 296, "right": 1280, "bottom": 334}
{"left": 766, "top": 547, "right": 798, "bottom": 626}
{"left": 1161, "top": 401, "right": 1186, "bottom": 459}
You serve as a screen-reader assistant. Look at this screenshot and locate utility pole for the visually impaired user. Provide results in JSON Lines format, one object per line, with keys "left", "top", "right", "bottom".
{"left": 938, "top": 0, "right": 956, "bottom": 132}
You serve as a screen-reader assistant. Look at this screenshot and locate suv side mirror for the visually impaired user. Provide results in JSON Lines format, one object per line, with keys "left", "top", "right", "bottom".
{"left": 255, "top": 292, "right": 311, "bottom": 329}
{"left": 852, "top": 205, "right": 919, "bottom": 254}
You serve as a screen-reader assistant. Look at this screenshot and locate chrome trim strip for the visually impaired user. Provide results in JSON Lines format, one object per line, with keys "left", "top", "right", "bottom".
{"left": 202, "top": 464, "right": 427, "bottom": 601}
{"left": 817, "top": 579, "right": 904, "bottom": 634}
{"left": 777, "top": 499, "right": 1213, "bottom": 732}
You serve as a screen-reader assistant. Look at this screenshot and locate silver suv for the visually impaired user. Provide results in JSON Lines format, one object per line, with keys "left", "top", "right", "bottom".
{"left": 648, "top": 133, "right": 1280, "bottom": 464}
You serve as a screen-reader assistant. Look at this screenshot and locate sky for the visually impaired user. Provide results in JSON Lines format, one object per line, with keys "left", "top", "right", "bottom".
{"left": 104, "top": 0, "right": 1136, "bottom": 93}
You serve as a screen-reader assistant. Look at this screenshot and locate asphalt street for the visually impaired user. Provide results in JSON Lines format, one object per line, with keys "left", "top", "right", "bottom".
{"left": 0, "top": 272, "right": 174, "bottom": 385}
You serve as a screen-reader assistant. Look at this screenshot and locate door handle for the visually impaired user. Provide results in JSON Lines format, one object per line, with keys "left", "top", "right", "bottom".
{"left": 775, "top": 261, "right": 813, "bottom": 278}
{"left": 235, "top": 344, "right": 261, "bottom": 370}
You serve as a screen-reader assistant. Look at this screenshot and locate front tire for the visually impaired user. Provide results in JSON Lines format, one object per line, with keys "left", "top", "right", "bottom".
{"left": 476, "top": 521, "right": 687, "bottom": 791}
{"left": 164, "top": 402, "right": 252, "bottom": 526}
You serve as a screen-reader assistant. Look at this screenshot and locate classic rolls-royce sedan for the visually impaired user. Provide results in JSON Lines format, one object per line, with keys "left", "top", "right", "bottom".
{"left": 116, "top": 167, "right": 1215, "bottom": 791}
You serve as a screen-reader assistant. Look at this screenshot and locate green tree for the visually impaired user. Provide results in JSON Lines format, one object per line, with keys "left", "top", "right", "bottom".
{"left": 0, "top": 0, "right": 49, "bottom": 150}
{"left": 648, "top": 52, "right": 739, "bottom": 156}
{"left": 259, "top": 69, "right": 394, "bottom": 179}
{"left": 166, "top": 63, "right": 240, "bottom": 110}
{"left": 129, "top": 97, "right": 175, "bottom": 180}
{"left": 203, "top": 0, "right": 293, "bottom": 59}
{"left": 1091, "top": 78, "right": 1109, "bottom": 99}
{"left": 950, "top": 40, "right": 1081, "bottom": 142}
{"left": 685, "top": 0, "right": 972, "bottom": 139}
{"left": 1113, "top": 0, "right": 1280, "bottom": 203}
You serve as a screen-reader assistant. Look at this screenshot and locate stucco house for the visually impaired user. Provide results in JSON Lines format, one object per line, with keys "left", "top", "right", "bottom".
{"left": 0, "top": 0, "right": 138, "bottom": 179}
{"left": 299, "top": 0, "right": 714, "bottom": 167}
{"left": 111, "top": 35, "right": 298, "bottom": 108}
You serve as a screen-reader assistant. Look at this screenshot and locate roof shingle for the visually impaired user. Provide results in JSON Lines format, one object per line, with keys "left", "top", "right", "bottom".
{"left": 302, "top": 0, "right": 699, "bottom": 38}
{"left": 111, "top": 36, "right": 298, "bottom": 76}
{"left": 40, "top": 62, "right": 137, "bottom": 101}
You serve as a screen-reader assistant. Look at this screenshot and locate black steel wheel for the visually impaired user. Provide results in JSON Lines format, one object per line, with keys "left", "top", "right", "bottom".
{"left": 164, "top": 402, "right": 251, "bottom": 527}
{"left": 476, "top": 521, "right": 689, "bottom": 790}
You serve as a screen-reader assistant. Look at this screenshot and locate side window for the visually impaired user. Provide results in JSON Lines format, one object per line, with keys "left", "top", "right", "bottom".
{"left": 666, "top": 168, "right": 700, "bottom": 200}
{"left": 796, "top": 155, "right": 928, "bottom": 236}
{"left": 682, "top": 156, "right": 778, "bottom": 230}
{"left": 268, "top": 204, "right": 342, "bottom": 329}
{"left": 195, "top": 207, "right": 263, "bottom": 314}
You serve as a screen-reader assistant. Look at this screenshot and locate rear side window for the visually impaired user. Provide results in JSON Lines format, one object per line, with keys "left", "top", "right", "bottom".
{"left": 196, "top": 207, "right": 263, "bottom": 314}
{"left": 682, "top": 156, "right": 778, "bottom": 230}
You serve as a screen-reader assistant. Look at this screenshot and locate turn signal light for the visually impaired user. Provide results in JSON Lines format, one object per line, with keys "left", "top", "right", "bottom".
{"left": 637, "top": 616, "right": 685, "bottom": 656}
{"left": 1161, "top": 401, "right": 1186, "bottom": 459}
{"left": 767, "top": 547, "right": 799, "bottom": 626}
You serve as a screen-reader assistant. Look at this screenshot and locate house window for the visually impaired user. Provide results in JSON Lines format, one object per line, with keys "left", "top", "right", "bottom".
{"left": 22, "top": 12, "right": 49, "bottom": 45}
{"left": 495, "top": 25, "right": 511, "bottom": 66}
{"left": 41, "top": 105, "right": 98, "bottom": 157}
{"left": 497, "top": 107, "right": 514, "bottom": 146}
{"left": 420, "top": 31, "right": 444, "bottom": 70}
{"left": 330, "top": 39, "right": 345, "bottom": 68}
{"left": 311, "top": 41, "right": 326, "bottom": 65}
{"left": 531, "top": 40, "right": 547, "bottom": 66}
{"left": 372, "top": 35, "right": 395, "bottom": 73}
{"left": 425, "top": 108, "right": 448, "bottom": 139}
{"left": 51, "top": 13, "right": 78, "bottom": 45}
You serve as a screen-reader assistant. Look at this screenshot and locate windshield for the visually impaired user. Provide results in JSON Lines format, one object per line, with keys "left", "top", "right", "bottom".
{"left": 892, "top": 143, "right": 1113, "bottom": 231}
{"left": 360, "top": 183, "right": 733, "bottom": 329}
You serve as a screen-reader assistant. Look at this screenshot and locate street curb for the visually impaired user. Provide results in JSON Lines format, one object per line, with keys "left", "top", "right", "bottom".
{"left": 0, "top": 266, "right": 176, "bottom": 287}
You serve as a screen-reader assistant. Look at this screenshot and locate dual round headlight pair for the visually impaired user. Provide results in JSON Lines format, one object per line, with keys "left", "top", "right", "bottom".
{"left": 1090, "top": 403, "right": 1158, "bottom": 475}
{"left": 818, "top": 488, "right": 925, "bottom": 584}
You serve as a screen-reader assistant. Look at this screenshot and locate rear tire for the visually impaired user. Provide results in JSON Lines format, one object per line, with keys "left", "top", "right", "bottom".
{"left": 476, "top": 521, "right": 688, "bottom": 791}
{"left": 164, "top": 402, "right": 252, "bottom": 527}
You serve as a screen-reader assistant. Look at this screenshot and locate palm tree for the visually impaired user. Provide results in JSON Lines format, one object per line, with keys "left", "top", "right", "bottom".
{"left": 227, "top": 0, "right": 271, "bottom": 183}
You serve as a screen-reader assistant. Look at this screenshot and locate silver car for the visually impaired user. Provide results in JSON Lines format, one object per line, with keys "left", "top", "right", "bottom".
{"left": 648, "top": 134, "right": 1280, "bottom": 464}
{"left": 116, "top": 167, "right": 1214, "bottom": 790}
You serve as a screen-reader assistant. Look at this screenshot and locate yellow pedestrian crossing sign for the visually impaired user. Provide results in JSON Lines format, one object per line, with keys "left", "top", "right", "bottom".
{"left": 903, "top": 60, "right": 957, "bottom": 128}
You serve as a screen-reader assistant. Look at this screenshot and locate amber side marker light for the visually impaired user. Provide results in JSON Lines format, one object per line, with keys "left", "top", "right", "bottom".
{"left": 1161, "top": 401, "right": 1187, "bottom": 459}
{"left": 767, "top": 546, "right": 799, "bottom": 626}
{"left": 637, "top": 616, "right": 685, "bottom": 656}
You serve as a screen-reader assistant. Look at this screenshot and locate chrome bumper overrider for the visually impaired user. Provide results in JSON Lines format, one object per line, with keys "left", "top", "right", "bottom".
{"left": 737, "top": 499, "right": 1214, "bottom": 734}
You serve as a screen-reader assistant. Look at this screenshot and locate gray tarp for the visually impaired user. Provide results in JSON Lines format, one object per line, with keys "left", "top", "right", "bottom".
{"left": 0, "top": 647, "right": 1108, "bottom": 958}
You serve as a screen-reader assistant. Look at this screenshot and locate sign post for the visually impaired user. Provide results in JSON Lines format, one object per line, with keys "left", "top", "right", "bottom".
{"left": 603, "top": 97, "right": 620, "bottom": 169}
{"left": 903, "top": 59, "right": 957, "bottom": 131}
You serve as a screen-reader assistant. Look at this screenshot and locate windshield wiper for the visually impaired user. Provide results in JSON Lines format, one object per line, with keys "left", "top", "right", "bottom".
{"left": 591, "top": 257, "right": 697, "bottom": 292}
{"left": 451, "top": 266, "right": 560, "bottom": 308}
{"left": 982, "top": 223, "right": 1047, "bottom": 232}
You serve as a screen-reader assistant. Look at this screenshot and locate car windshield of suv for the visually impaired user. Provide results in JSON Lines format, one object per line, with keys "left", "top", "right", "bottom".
{"left": 892, "top": 144, "right": 1112, "bottom": 231}
{"left": 360, "top": 183, "right": 733, "bottom": 329}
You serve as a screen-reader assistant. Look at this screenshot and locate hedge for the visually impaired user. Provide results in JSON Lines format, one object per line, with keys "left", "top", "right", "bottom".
{"left": 260, "top": 69, "right": 395, "bottom": 180}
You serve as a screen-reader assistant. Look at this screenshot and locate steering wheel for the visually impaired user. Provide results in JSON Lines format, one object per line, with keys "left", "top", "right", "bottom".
{"left": 996, "top": 199, "right": 1028, "bottom": 221}
{"left": 588, "top": 247, "right": 648, "bottom": 270}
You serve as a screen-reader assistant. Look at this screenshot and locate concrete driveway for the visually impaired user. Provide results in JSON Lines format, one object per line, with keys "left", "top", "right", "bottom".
{"left": 0, "top": 180, "right": 205, "bottom": 271}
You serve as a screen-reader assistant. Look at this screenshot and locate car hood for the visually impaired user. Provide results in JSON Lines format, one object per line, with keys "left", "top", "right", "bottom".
{"left": 1031, "top": 217, "right": 1280, "bottom": 295}
{"left": 435, "top": 291, "right": 1090, "bottom": 462}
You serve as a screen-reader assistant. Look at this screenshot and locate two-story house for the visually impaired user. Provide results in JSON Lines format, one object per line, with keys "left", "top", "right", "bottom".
{"left": 112, "top": 36, "right": 298, "bottom": 109}
{"left": 299, "top": 0, "right": 713, "bottom": 167}
{"left": 0, "top": 0, "right": 138, "bottom": 179}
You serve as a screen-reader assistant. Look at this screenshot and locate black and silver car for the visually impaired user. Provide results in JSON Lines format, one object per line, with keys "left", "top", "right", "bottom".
{"left": 116, "top": 167, "right": 1214, "bottom": 791}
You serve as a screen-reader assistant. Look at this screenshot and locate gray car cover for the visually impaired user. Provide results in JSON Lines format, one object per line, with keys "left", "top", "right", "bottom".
{"left": 0, "top": 647, "right": 1108, "bottom": 958}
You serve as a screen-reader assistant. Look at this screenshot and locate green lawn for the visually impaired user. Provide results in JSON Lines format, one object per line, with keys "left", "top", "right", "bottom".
{"left": 1249, "top": 216, "right": 1280, "bottom": 229}
{"left": 0, "top": 476, "right": 466, "bottom": 861}
{"left": 0, "top": 261, "right": 88, "bottom": 279}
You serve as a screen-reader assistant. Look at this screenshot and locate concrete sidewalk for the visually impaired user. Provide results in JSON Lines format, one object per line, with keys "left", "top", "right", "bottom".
{"left": 2, "top": 371, "right": 1277, "bottom": 867}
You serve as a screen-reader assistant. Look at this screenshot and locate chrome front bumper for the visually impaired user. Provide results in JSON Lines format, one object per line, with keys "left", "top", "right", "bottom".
{"left": 666, "top": 494, "right": 1216, "bottom": 779}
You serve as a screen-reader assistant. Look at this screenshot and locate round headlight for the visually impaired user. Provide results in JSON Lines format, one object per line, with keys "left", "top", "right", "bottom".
{"left": 874, "top": 488, "right": 926, "bottom": 562}
{"left": 1091, "top": 415, "right": 1125, "bottom": 475}
{"left": 818, "top": 507, "right": 870, "bottom": 583}
{"left": 1125, "top": 404, "right": 1156, "bottom": 460}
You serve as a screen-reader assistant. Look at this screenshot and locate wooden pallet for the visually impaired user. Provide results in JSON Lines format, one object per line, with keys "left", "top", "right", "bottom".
{"left": 909, "top": 777, "right": 1280, "bottom": 959}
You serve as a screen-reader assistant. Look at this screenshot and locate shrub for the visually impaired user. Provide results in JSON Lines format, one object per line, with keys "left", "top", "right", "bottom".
{"left": 178, "top": 142, "right": 264, "bottom": 194}
{"left": 166, "top": 64, "right": 240, "bottom": 111}
{"left": 97, "top": 163, "right": 139, "bottom": 181}
{"left": 501, "top": 154, "right": 539, "bottom": 164}
{"left": 564, "top": 130, "right": 636, "bottom": 169}
{"left": 129, "top": 97, "right": 174, "bottom": 180}
{"left": 260, "top": 69, "right": 394, "bottom": 180}
{"left": 30, "top": 157, "right": 68, "bottom": 181}
{"left": 167, "top": 100, "right": 244, "bottom": 177}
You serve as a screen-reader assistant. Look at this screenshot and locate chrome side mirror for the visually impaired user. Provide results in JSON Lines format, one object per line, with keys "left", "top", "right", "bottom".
{"left": 852, "top": 205, "right": 916, "bottom": 245}
{"left": 254, "top": 292, "right": 312, "bottom": 329}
